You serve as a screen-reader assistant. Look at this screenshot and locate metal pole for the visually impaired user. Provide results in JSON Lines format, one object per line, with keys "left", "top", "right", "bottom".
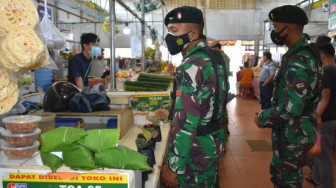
{"left": 141, "top": 0, "right": 146, "bottom": 72}
{"left": 110, "top": 0, "right": 116, "bottom": 90}
{"left": 162, "top": 6, "right": 165, "bottom": 39}
{"left": 115, "top": 0, "right": 152, "bottom": 31}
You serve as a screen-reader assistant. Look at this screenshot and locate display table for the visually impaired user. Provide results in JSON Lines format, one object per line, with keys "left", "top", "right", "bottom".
{"left": 54, "top": 108, "right": 134, "bottom": 139}
{"left": 0, "top": 123, "right": 171, "bottom": 188}
{"left": 107, "top": 91, "right": 171, "bottom": 125}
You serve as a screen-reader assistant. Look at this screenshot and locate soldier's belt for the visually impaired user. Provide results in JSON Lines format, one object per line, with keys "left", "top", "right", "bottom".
{"left": 196, "top": 121, "right": 221, "bottom": 136}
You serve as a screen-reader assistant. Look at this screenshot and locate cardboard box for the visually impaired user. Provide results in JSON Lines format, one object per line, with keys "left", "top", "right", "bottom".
{"left": 131, "top": 93, "right": 170, "bottom": 125}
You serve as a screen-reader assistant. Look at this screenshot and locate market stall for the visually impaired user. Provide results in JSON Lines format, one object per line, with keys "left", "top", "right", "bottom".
{"left": 0, "top": 121, "right": 171, "bottom": 188}
{"left": 0, "top": 0, "right": 173, "bottom": 188}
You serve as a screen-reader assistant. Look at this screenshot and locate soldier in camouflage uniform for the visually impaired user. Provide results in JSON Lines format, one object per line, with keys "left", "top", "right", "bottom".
{"left": 159, "top": 6, "right": 229, "bottom": 187}
{"left": 254, "top": 5, "right": 322, "bottom": 188}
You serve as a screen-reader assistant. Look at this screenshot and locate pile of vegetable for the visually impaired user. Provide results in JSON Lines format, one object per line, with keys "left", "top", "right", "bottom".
{"left": 124, "top": 73, "right": 173, "bottom": 91}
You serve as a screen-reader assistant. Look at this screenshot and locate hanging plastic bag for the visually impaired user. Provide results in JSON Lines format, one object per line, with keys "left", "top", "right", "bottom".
{"left": 133, "top": 0, "right": 161, "bottom": 13}
{"left": 39, "top": 0, "right": 66, "bottom": 50}
{"left": 34, "top": 23, "right": 59, "bottom": 70}
{"left": 307, "top": 132, "right": 322, "bottom": 156}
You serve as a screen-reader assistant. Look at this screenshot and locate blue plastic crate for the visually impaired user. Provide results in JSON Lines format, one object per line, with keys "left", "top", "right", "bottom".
{"left": 55, "top": 118, "right": 85, "bottom": 128}
{"left": 107, "top": 119, "right": 118, "bottom": 129}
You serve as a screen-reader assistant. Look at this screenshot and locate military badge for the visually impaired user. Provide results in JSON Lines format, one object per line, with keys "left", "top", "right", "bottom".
{"left": 176, "top": 38, "right": 183, "bottom": 45}
{"left": 169, "top": 17, "right": 174, "bottom": 20}
{"left": 177, "top": 12, "right": 182, "bottom": 19}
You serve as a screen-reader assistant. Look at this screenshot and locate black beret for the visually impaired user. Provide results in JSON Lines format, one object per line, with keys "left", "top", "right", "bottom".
{"left": 316, "top": 36, "right": 331, "bottom": 47}
{"left": 165, "top": 6, "right": 204, "bottom": 26}
{"left": 269, "top": 5, "right": 308, "bottom": 25}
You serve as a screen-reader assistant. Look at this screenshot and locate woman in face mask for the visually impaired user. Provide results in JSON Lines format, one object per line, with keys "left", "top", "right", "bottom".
{"left": 67, "top": 33, "right": 100, "bottom": 89}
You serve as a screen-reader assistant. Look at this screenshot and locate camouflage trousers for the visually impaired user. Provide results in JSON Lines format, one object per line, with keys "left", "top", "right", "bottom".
{"left": 176, "top": 161, "right": 220, "bottom": 187}
{"left": 270, "top": 137, "right": 313, "bottom": 188}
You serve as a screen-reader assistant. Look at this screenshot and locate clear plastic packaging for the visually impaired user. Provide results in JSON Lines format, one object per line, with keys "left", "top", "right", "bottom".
{"left": 2, "top": 128, "right": 41, "bottom": 147}
{"left": 2, "top": 141, "right": 39, "bottom": 159}
{"left": 2, "top": 115, "right": 41, "bottom": 133}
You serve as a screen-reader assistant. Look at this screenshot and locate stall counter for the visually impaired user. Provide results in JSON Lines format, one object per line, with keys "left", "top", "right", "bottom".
{"left": 0, "top": 123, "right": 171, "bottom": 188}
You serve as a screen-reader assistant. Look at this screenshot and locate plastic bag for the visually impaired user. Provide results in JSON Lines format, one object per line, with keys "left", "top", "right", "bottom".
{"left": 95, "top": 146, "right": 149, "bottom": 171}
{"left": 78, "top": 129, "right": 120, "bottom": 153}
{"left": 41, "top": 127, "right": 87, "bottom": 152}
{"left": 133, "top": 0, "right": 161, "bottom": 13}
{"left": 41, "top": 152, "right": 63, "bottom": 172}
{"left": 307, "top": 132, "right": 322, "bottom": 156}
{"left": 63, "top": 145, "right": 95, "bottom": 170}
{"left": 39, "top": 0, "right": 65, "bottom": 50}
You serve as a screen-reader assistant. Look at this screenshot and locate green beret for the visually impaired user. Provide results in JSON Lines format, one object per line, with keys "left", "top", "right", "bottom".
{"left": 165, "top": 6, "right": 204, "bottom": 26}
{"left": 269, "top": 5, "right": 308, "bottom": 25}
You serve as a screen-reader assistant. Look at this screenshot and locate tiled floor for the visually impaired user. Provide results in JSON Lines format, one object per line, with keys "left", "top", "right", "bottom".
{"left": 219, "top": 97, "right": 336, "bottom": 188}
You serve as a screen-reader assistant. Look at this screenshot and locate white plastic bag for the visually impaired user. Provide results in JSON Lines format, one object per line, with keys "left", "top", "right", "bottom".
{"left": 39, "top": 0, "right": 65, "bottom": 50}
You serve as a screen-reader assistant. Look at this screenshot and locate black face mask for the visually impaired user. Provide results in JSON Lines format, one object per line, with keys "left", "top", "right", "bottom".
{"left": 270, "top": 26, "right": 288, "bottom": 46}
{"left": 165, "top": 32, "right": 191, "bottom": 55}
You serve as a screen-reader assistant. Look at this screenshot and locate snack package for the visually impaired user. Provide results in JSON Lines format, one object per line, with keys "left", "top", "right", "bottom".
{"left": 41, "top": 127, "right": 87, "bottom": 152}
{"left": 95, "top": 146, "right": 149, "bottom": 171}
{"left": 63, "top": 145, "right": 95, "bottom": 170}
{"left": 78, "top": 129, "right": 120, "bottom": 153}
{"left": 41, "top": 152, "right": 63, "bottom": 172}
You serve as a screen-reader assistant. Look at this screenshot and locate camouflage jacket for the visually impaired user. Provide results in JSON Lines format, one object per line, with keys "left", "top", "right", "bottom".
{"left": 168, "top": 41, "right": 228, "bottom": 174}
{"left": 258, "top": 39, "right": 322, "bottom": 143}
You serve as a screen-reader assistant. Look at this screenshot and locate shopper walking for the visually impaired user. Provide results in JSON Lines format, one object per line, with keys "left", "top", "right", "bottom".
{"left": 308, "top": 38, "right": 336, "bottom": 188}
{"left": 67, "top": 33, "right": 100, "bottom": 88}
{"left": 258, "top": 51, "right": 276, "bottom": 109}
{"left": 159, "top": 6, "right": 229, "bottom": 187}
{"left": 254, "top": 5, "right": 322, "bottom": 188}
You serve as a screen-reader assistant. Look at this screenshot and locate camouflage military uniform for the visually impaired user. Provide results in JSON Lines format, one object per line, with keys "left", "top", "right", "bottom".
{"left": 258, "top": 39, "right": 322, "bottom": 188}
{"left": 168, "top": 41, "right": 228, "bottom": 187}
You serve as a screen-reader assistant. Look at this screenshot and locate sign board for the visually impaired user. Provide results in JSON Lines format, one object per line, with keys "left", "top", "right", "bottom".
{"left": 59, "top": 20, "right": 74, "bottom": 41}
{"left": 37, "top": 5, "right": 52, "bottom": 21}
{"left": 329, "top": 0, "right": 336, "bottom": 30}
{"left": 2, "top": 172, "right": 128, "bottom": 188}
{"left": 131, "top": 93, "right": 170, "bottom": 124}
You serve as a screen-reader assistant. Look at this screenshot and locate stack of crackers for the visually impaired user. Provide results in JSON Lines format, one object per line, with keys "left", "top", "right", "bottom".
{"left": 0, "top": 0, "right": 49, "bottom": 115}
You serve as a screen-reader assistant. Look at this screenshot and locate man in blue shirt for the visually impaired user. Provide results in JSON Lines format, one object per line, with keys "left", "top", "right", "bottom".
{"left": 258, "top": 51, "right": 276, "bottom": 109}
{"left": 67, "top": 33, "right": 100, "bottom": 88}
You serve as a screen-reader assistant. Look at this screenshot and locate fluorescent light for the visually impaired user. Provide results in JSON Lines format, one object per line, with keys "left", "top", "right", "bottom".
{"left": 123, "top": 22, "right": 131, "bottom": 35}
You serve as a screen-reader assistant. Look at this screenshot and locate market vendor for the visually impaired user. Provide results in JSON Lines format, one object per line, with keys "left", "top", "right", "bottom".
{"left": 67, "top": 33, "right": 100, "bottom": 89}
{"left": 159, "top": 6, "right": 228, "bottom": 187}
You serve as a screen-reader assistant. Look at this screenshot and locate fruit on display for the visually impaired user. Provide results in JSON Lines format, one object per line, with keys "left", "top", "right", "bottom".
{"left": 60, "top": 51, "right": 75, "bottom": 60}
{"left": 145, "top": 46, "right": 156, "bottom": 59}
